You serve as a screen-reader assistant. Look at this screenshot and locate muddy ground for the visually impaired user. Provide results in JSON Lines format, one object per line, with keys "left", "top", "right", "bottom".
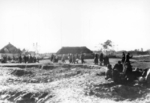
{"left": 0, "top": 60, "right": 150, "bottom": 103}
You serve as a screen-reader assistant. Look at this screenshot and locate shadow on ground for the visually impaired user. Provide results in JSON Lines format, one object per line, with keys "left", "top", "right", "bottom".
{"left": 85, "top": 81, "right": 150, "bottom": 101}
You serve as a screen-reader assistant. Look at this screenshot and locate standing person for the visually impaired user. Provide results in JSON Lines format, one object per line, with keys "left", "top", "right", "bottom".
{"left": 71, "top": 54, "right": 73, "bottom": 63}
{"left": 106, "top": 55, "right": 110, "bottom": 65}
{"left": 121, "top": 52, "right": 126, "bottom": 63}
{"left": 68, "top": 54, "right": 70, "bottom": 63}
{"left": 26, "top": 55, "right": 29, "bottom": 63}
{"left": 125, "top": 53, "right": 133, "bottom": 63}
{"left": 19, "top": 55, "right": 22, "bottom": 63}
{"left": 81, "top": 53, "right": 84, "bottom": 64}
{"left": 33, "top": 56, "right": 36, "bottom": 63}
{"left": 53, "top": 55, "right": 56, "bottom": 62}
{"left": 36, "top": 56, "right": 39, "bottom": 63}
{"left": 50, "top": 54, "right": 54, "bottom": 62}
{"left": 55, "top": 55, "right": 58, "bottom": 63}
{"left": 103, "top": 56, "right": 107, "bottom": 66}
{"left": 75, "top": 54, "right": 79, "bottom": 64}
{"left": 61, "top": 54, "right": 65, "bottom": 63}
{"left": 104, "top": 55, "right": 109, "bottom": 66}
{"left": 94, "top": 54, "right": 98, "bottom": 65}
{"left": 24, "top": 55, "right": 26, "bottom": 63}
{"left": 99, "top": 52, "right": 104, "bottom": 66}
{"left": 67, "top": 54, "right": 70, "bottom": 63}
{"left": 30, "top": 55, "right": 33, "bottom": 63}
{"left": 28, "top": 55, "right": 31, "bottom": 63}
{"left": 69, "top": 54, "right": 72, "bottom": 63}
{"left": 72, "top": 54, "right": 76, "bottom": 64}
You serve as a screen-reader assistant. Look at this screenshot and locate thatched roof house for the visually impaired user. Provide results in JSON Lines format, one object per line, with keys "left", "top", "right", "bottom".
{"left": 0, "top": 43, "right": 21, "bottom": 54}
{"left": 56, "top": 46, "right": 93, "bottom": 54}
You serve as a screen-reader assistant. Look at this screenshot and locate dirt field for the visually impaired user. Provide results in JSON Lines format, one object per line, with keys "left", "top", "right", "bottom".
{"left": 0, "top": 58, "right": 150, "bottom": 103}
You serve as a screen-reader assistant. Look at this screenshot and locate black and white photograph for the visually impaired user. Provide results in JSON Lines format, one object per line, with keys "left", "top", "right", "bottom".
{"left": 0, "top": 0, "right": 150, "bottom": 103}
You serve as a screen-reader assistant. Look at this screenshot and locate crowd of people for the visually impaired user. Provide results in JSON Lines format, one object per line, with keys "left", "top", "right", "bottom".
{"left": 105, "top": 52, "right": 133, "bottom": 81}
{"left": 94, "top": 53, "right": 110, "bottom": 66}
{"left": 2, "top": 51, "right": 148, "bottom": 85}
{"left": 67, "top": 54, "right": 80, "bottom": 64}
{"left": 105, "top": 52, "right": 149, "bottom": 84}
{"left": 50, "top": 52, "right": 147, "bottom": 84}
{"left": 50, "top": 53, "right": 85, "bottom": 64}
{"left": 50, "top": 54, "right": 59, "bottom": 63}
{"left": 18, "top": 55, "right": 39, "bottom": 63}
{"left": 1, "top": 55, "right": 39, "bottom": 63}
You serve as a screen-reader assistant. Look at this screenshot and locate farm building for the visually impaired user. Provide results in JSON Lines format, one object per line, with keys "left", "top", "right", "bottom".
{"left": 57, "top": 46, "right": 93, "bottom": 54}
{"left": 0, "top": 43, "right": 21, "bottom": 58}
{"left": 56, "top": 46, "right": 94, "bottom": 59}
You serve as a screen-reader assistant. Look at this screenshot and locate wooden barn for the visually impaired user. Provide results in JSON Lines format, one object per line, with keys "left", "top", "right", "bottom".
{"left": 0, "top": 43, "right": 21, "bottom": 59}
{"left": 56, "top": 46, "right": 94, "bottom": 59}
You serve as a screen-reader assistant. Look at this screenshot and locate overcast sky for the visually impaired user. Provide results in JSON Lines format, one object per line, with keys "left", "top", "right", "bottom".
{"left": 0, "top": 0, "right": 150, "bottom": 53}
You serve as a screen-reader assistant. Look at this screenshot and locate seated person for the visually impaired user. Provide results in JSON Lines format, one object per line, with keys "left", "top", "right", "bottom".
{"left": 123, "top": 62, "right": 135, "bottom": 81}
{"left": 105, "top": 64, "right": 113, "bottom": 80}
{"left": 112, "top": 61, "right": 126, "bottom": 83}
{"left": 113, "top": 61, "right": 123, "bottom": 72}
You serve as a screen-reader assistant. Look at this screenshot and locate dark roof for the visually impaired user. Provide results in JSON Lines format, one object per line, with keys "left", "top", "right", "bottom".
{"left": 56, "top": 46, "right": 93, "bottom": 54}
{"left": 0, "top": 43, "right": 21, "bottom": 54}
